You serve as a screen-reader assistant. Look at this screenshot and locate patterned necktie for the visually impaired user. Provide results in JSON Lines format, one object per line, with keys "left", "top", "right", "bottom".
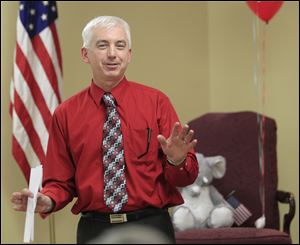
{"left": 102, "top": 93, "right": 128, "bottom": 213}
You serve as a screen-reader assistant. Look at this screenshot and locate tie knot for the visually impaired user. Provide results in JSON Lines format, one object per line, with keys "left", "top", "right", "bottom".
{"left": 103, "top": 93, "right": 116, "bottom": 108}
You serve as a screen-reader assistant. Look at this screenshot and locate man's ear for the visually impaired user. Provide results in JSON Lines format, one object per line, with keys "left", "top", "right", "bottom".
{"left": 80, "top": 47, "right": 89, "bottom": 64}
{"left": 127, "top": 49, "right": 132, "bottom": 64}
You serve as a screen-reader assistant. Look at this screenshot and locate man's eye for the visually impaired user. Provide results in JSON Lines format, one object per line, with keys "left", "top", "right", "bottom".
{"left": 97, "top": 44, "right": 107, "bottom": 49}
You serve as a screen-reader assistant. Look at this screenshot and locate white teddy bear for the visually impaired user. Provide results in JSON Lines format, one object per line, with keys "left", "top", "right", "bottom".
{"left": 172, "top": 153, "right": 234, "bottom": 231}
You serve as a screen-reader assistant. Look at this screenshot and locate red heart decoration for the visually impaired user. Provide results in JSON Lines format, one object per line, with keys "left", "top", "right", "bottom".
{"left": 247, "top": 1, "right": 284, "bottom": 24}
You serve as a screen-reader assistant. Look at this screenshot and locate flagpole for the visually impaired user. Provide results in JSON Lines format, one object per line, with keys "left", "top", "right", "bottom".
{"left": 49, "top": 214, "right": 56, "bottom": 244}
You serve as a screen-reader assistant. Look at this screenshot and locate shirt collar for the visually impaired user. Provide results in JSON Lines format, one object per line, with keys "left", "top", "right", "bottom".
{"left": 89, "top": 76, "right": 128, "bottom": 107}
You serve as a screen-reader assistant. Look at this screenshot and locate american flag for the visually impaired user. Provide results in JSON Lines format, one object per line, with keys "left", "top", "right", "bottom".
{"left": 226, "top": 195, "right": 252, "bottom": 226}
{"left": 10, "top": 1, "right": 63, "bottom": 183}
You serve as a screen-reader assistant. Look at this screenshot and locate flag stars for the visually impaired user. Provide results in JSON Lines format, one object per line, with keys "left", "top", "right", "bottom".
{"left": 41, "top": 14, "right": 48, "bottom": 21}
{"left": 28, "top": 23, "right": 34, "bottom": 31}
{"left": 20, "top": 2, "right": 58, "bottom": 37}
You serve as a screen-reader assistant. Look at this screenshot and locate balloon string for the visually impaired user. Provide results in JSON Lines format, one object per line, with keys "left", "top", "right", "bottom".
{"left": 260, "top": 23, "right": 267, "bottom": 216}
{"left": 253, "top": 13, "right": 266, "bottom": 218}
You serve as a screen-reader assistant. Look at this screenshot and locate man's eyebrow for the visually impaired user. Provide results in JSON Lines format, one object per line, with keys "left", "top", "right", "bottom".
{"left": 95, "top": 40, "right": 126, "bottom": 44}
{"left": 96, "top": 40, "right": 108, "bottom": 45}
{"left": 116, "top": 40, "right": 126, "bottom": 44}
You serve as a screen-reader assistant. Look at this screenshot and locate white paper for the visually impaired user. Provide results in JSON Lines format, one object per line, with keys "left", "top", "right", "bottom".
{"left": 23, "top": 165, "right": 43, "bottom": 243}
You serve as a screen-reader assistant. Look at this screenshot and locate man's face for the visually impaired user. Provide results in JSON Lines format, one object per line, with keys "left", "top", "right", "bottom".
{"left": 82, "top": 25, "right": 131, "bottom": 86}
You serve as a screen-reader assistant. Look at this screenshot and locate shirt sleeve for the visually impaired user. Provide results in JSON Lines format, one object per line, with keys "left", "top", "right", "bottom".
{"left": 40, "top": 106, "right": 76, "bottom": 215}
{"left": 157, "top": 93, "right": 199, "bottom": 187}
{"left": 164, "top": 151, "right": 198, "bottom": 187}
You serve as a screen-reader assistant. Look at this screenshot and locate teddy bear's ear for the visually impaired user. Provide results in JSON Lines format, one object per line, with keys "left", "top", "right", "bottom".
{"left": 207, "top": 156, "right": 226, "bottom": 179}
{"left": 195, "top": 152, "right": 205, "bottom": 163}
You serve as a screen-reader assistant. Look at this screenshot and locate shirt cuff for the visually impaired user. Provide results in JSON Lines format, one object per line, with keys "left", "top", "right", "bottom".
{"left": 166, "top": 158, "right": 187, "bottom": 170}
{"left": 166, "top": 157, "right": 186, "bottom": 167}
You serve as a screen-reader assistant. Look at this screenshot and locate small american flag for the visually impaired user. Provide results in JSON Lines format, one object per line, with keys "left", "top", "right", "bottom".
{"left": 226, "top": 195, "right": 252, "bottom": 226}
{"left": 10, "top": 1, "right": 63, "bottom": 183}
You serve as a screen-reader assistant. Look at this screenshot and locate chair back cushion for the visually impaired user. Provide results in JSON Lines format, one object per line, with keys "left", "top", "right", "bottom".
{"left": 188, "top": 111, "right": 279, "bottom": 229}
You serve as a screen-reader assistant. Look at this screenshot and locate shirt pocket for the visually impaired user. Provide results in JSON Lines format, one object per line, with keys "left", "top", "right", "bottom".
{"left": 126, "top": 127, "right": 159, "bottom": 164}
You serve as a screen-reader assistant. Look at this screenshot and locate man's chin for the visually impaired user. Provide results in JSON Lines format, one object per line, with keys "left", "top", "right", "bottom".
{"left": 108, "top": 71, "right": 119, "bottom": 75}
{"left": 104, "top": 70, "right": 120, "bottom": 77}
{"left": 104, "top": 74, "right": 123, "bottom": 82}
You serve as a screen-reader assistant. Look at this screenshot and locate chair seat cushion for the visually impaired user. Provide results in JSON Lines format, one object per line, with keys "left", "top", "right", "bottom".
{"left": 175, "top": 228, "right": 292, "bottom": 244}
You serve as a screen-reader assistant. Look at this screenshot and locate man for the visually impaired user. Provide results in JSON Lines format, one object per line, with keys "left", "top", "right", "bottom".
{"left": 11, "top": 16, "right": 198, "bottom": 244}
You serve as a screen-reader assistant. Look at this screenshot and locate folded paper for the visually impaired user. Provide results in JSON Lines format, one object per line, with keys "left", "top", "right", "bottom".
{"left": 23, "top": 165, "right": 43, "bottom": 243}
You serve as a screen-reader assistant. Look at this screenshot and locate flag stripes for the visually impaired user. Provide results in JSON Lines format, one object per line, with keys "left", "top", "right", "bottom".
{"left": 233, "top": 203, "right": 252, "bottom": 226}
{"left": 15, "top": 42, "right": 53, "bottom": 128}
{"left": 226, "top": 194, "right": 252, "bottom": 226}
{"left": 10, "top": 1, "right": 62, "bottom": 183}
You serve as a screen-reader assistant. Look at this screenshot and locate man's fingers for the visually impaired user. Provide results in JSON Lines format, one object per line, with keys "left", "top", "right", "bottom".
{"left": 21, "top": 189, "right": 33, "bottom": 207}
{"left": 11, "top": 189, "right": 52, "bottom": 213}
{"left": 11, "top": 194, "right": 22, "bottom": 209}
{"left": 179, "top": 124, "right": 190, "bottom": 141}
{"left": 11, "top": 191, "right": 30, "bottom": 203}
{"left": 11, "top": 192, "right": 28, "bottom": 211}
{"left": 184, "top": 129, "right": 194, "bottom": 143}
{"left": 12, "top": 203, "right": 26, "bottom": 211}
{"left": 170, "top": 122, "right": 180, "bottom": 139}
{"left": 157, "top": 134, "right": 167, "bottom": 147}
{"left": 11, "top": 192, "right": 21, "bottom": 201}
{"left": 188, "top": 139, "right": 198, "bottom": 149}
{"left": 11, "top": 188, "right": 34, "bottom": 212}
{"left": 21, "top": 188, "right": 34, "bottom": 198}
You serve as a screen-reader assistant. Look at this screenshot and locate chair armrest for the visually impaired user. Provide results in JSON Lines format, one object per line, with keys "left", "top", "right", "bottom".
{"left": 276, "top": 190, "right": 296, "bottom": 235}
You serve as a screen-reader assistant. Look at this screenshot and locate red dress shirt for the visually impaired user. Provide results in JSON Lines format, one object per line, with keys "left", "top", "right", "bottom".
{"left": 41, "top": 77, "right": 198, "bottom": 214}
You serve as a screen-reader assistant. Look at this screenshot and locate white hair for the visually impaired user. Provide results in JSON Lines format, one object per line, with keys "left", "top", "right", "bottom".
{"left": 82, "top": 16, "right": 131, "bottom": 49}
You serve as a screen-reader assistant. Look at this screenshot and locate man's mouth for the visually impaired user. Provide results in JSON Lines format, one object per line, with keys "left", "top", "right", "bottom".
{"left": 105, "top": 63, "right": 119, "bottom": 69}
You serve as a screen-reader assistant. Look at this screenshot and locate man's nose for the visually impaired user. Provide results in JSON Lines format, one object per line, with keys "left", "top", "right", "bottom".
{"left": 107, "top": 46, "right": 116, "bottom": 58}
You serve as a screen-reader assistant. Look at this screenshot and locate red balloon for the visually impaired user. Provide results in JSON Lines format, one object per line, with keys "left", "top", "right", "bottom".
{"left": 247, "top": 1, "right": 284, "bottom": 24}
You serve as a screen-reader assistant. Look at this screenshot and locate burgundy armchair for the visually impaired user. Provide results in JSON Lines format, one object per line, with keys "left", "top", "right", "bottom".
{"left": 175, "top": 111, "right": 295, "bottom": 244}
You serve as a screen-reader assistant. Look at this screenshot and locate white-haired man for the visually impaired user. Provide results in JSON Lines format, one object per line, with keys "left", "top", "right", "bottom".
{"left": 11, "top": 16, "right": 198, "bottom": 244}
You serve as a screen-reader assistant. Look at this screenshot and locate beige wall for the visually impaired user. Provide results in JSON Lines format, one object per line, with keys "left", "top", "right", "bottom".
{"left": 1, "top": 1, "right": 298, "bottom": 244}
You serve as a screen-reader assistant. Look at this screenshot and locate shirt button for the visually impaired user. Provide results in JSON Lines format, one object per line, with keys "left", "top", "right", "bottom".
{"left": 180, "top": 167, "right": 183, "bottom": 171}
